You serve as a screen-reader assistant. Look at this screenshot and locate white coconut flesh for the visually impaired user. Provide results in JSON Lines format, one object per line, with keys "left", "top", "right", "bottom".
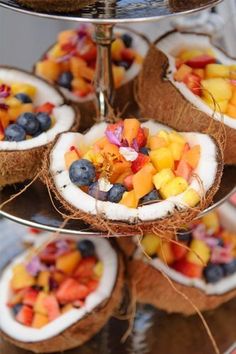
{"left": 59, "top": 28, "right": 149, "bottom": 104}
{"left": 0, "top": 233, "right": 118, "bottom": 342}
{"left": 0, "top": 68, "right": 75, "bottom": 151}
{"left": 49, "top": 120, "right": 218, "bottom": 223}
{"left": 157, "top": 32, "right": 236, "bottom": 130}
{"left": 134, "top": 205, "right": 236, "bottom": 296}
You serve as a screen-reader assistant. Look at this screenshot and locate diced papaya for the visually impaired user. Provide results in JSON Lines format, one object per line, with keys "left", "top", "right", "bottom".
{"left": 34, "top": 292, "right": 48, "bottom": 315}
{"left": 226, "top": 103, "right": 236, "bottom": 118}
{"left": 133, "top": 163, "right": 155, "bottom": 200}
{"left": 80, "top": 66, "right": 95, "bottom": 82}
{"left": 48, "top": 44, "right": 66, "bottom": 59}
{"left": 32, "top": 313, "right": 49, "bottom": 329}
{"left": 174, "top": 64, "right": 192, "bottom": 82}
{"left": 119, "top": 190, "right": 139, "bottom": 208}
{"left": 124, "top": 174, "right": 134, "bottom": 191}
{"left": 35, "top": 60, "right": 61, "bottom": 82}
{"left": 122, "top": 118, "right": 141, "bottom": 146}
{"left": 182, "top": 145, "right": 200, "bottom": 169}
{"left": 94, "top": 136, "right": 110, "bottom": 151}
{"left": 0, "top": 110, "right": 10, "bottom": 129}
{"left": 150, "top": 147, "right": 174, "bottom": 171}
{"left": 148, "top": 136, "right": 167, "bottom": 150}
{"left": 110, "top": 161, "right": 131, "bottom": 184}
{"left": 115, "top": 170, "right": 132, "bottom": 184}
{"left": 37, "top": 271, "right": 50, "bottom": 291}
{"left": 69, "top": 57, "right": 87, "bottom": 78}
{"left": 72, "top": 78, "right": 93, "bottom": 97}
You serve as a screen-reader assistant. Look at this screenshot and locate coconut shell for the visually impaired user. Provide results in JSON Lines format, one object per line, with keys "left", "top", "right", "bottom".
{"left": 129, "top": 259, "right": 236, "bottom": 315}
{"left": 1, "top": 250, "right": 124, "bottom": 353}
{"left": 137, "top": 32, "right": 236, "bottom": 165}
{"left": 16, "top": 0, "right": 96, "bottom": 13}
{"left": 43, "top": 131, "right": 223, "bottom": 236}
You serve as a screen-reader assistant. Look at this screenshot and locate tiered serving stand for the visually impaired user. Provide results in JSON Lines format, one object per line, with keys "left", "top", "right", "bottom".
{"left": 1, "top": 2, "right": 236, "bottom": 354}
{"left": 0, "top": 0, "right": 235, "bottom": 235}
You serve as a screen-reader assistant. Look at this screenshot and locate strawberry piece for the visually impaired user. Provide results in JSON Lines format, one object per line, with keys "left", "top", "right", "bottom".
{"left": 175, "top": 159, "right": 192, "bottom": 182}
{"left": 131, "top": 153, "right": 150, "bottom": 174}
{"left": 183, "top": 73, "right": 201, "bottom": 96}
{"left": 106, "top": 121, "right": 124, "bottom": 134}
{"left": 186, "top": 55, "right": 216, "bottom": 69}
{"left": 56, "top": 278, "right": 90, "bottom": 304}
{"left": 16, "top": 305, "right": 33, "bottom": 326}
{"left": 23, "top": 288, "right": 39, "bottom": 307}
{"left": 39, "top": 244, "right": 57, "bottom": 265}
{"left": 36, "top": 102, "right": 55, "bottom": 114}
{"left": 87, "top": 279, "right": 98, "bottom": 292}
{"left": 171, "top": 242, "right": 188, "bottom": 261}
{"left": 43, "top": 294, "right": 60, "bottom": 321}
{"left": 121, "top": 48, "right": 135, "bottom": 62}
{"left": 79, "top": 40, "right": 97, "bottom": 62}
{"left": 173, "top": 259, "right": 203, "bottom": 278}
{"left": 74, "top": 257, "right": 96, "bottom": 279}
{"left": 29, "top": 228, "right": 42, "bottom": 234}
{"left": 136, "top": 127, "right": 147, "bottom": 148}
{"left": 124, "top": 174, "right": 134, "bottom": 191}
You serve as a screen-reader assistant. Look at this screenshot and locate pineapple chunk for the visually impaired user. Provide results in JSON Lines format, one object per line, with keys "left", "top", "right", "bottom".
{"left": 150, "top": 148, "right": 174, "bottom": 171}
{"left": 205, "top": 64, "right": 230, "bottom": 79}
{"left": 182, "top": 188, "right": 200, "bottom": 207}
{"left": 201, "top": 211, "right": 220, "bottom": 233}
{"left": 153, "top": 169, "right": 175, "bottom": 190}
{"left": 201, "top": 78, "right": 232, "bottom": 102}
{"left": 179, "top": 49, "right": 204, "bottom": 61}
{"left": 187, "top": 239, "right": 211, "bottom": 266}
{"left": 160, "top": 177, "right": 188, "bottom": 199}
{"left": 141, "top": 234, "right": 160, "bottom": 256}
{"left": 157, "top": 130, "right": 170, "bottom": 144}
{"left": 204, "top": 98, "right": 228, "bottom": 113}
{"left": 168, "top": 131, "right": 186, "bottom": 145}
{"left": 169, "top": 142, "right": 185, "bottom": 161}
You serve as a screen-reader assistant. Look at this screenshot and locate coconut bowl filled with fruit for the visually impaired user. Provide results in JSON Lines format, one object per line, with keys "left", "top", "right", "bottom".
{"left": 138, "top": 30, "right": 236, "bottom": 165}
{"left": 0, "top": 67, "right": 78, "bottom": 187}
{"left": 129, "top": 209, "right": 236, "bottom": 315}
{"left": 34, "top": 25, "right": 149, "bottom": 131}
{"left": 44, "top": 117, "right": 223, "bottom": 235}
{"left": 0, "top": 234, "right": 124, "bottom": 353}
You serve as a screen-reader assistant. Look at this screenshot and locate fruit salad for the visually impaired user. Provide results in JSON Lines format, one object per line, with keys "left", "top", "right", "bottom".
{"left": 0, "top": 82, "right": 55, "bottom": 142}
{"left": 141, "top": 211, "right": 236, "bottom": 284}
{"left": 35, "top": 26, "right": 143, "bottom": 99}
{"left": 64, "top": 118, "right": 201, "bottom": 209}
{"left": 8, "top": 238, "right": 103, "bottom": 328}
{"left": 174, "top": 47, "right": 236, "bottom": 118}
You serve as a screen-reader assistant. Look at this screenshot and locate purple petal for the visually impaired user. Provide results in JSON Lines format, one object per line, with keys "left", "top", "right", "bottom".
{"left": 132, "top": 138, "right": 139, "bottom": 152}
{"left": 55, "top": 50, "right": 76, "bottom": 63}
{"left": 105, "top": 130, "right": 122, "bottom": 146}
{"left": 26, "top": 256, "right": 46, "bottom": 276}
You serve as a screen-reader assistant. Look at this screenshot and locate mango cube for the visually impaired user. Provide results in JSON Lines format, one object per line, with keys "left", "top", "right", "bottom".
{"left": 148, "top": 136, "right": 167, "bottom": 150}
{"left": 113, "top": 66, "right": 125, "bottom": 89}
{"left": 205, "top": 64, "right": 230, "bottom": 79}
{"left": 35, "top": 60, "right": 61, "bottom": 82}
{"left": 94, "top": 261, "right": 104, "bottom": 278}
{"left": 160, "top": 177, "right": 188, "bottom": 199}
{"left": 111, "top": 38, "right": 125, "bottom": 61}
{"left": 201, "top": 78, "right": 232, "bottom": 102}
{"left": 32, "top": 313, "right": 49, "bottom": 329}
{"left": 133, "top": 163, "right": 155, "bottom": 200}
{"left": 37, "top": 271, "right": 50, "bottom": 292}
{"left": 150, "top": 147, "right": 174, "bottom": 171}
{"left": 174, "top": 64, "right": 192, "bottom": 82}
{"left": 56, "top": 251, "right": 81, "bottom": 275}
{"left": 153, "top": 168, "right": 175, "bottom": 190}
{"left": 187, "top": 239, "right": 211, "bottom": 266}
{"left": 182, "top": 188, "right": 200, "bottom": 207}
{"left": 141, "top": 234, "right": 160, "bottom": 256}
{"left": 201, "top": 211, "right": 220, "bottom": 233}
{"left": 11, "top": 264, "right": 35, "bottom": 290}
{"left": 64, "top": 150, "right": 79, "bottom": 170}
{"left": 157, "top": 241, "right": 175, "bottom": 265}
{"left": 226, "top": 103, "right": 236, "bottom": 118}
{"left": 34, "top": 292, "right": 48, "bottom": 315}
{"left": 119, "top": 190, "right": 138, "bottom": 208}
{"left": 169, "top": 142, "right": 185, "bottom": 161}
{"left": 230, "top": 90, "right": 236, "bottom": 106}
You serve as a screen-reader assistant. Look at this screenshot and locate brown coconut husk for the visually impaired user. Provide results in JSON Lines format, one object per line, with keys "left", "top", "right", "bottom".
{"left": 43, "top": 128, "right": 223, "bottom": 236}
{"left": 137, "top": 31, "right": 236, "bottom": 165}
{"left": 1, "top": 249, "right": 124, "bottom": 353}
{"left": 128, "top": 259, "right": 236, "bottom": 315}
{"left": 16, "top": 0, "right": 96, "bottom": 13}
{"left": 33, "top": 27, "right": 150, "bottom": 132}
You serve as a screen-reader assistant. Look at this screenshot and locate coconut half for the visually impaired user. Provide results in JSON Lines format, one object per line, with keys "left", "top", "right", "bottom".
{"left": 45, "top": 120, "right": 222, "bottom": 235}
{"left": 0, "top": 234, "right": 124, "bottom": 353}
{"left": 128, "top": 204, "right": 236, "bottom": 315}
{"left": 137, "top": 30, "right": 236, "bottom": 165}
{"left": 0, "top": 67, "right": 78, "bottom": 187}
{"left": 34, "top": 27, "right": 149, "bottom": 132}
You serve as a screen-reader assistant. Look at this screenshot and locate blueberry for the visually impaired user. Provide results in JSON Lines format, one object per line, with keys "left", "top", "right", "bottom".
{"left": 177, "top": 229, "right": 192, "bottom": 243}
{"left": 121, "top": 33, "right": 133, "bottom": 48}
{"left": 36, "top": 112, "right": 51, "bottom": 131}
{"left": 4, "top": 124, "right": 26, "bottom": 142}
{"left": 117, "top": 61, "right": 131, "bottom": 70}
{"left": 12, "top": 304, "right": 22, "bottom": 316}
{"left": 77, "top": 240, "right": 95, "bottom": 257}
{"left": 141, "top": 189, "right": 160, "bottom": 204}
{"left": 15, "top": 93, "right": 32, "bottom": 103}
{"left": 17, "top": 112, "right": 39, "bottom": 135}
{"left": 107, "top": 184, "right": 126, "bottom": 203}
{"left": 204, "top": 263, "right": 224, "bottom": 283}
{"left": 88, "top": 181, "right": 108, "bottom": 201}
{"left": 139, "top": 147, "right": 149, "bottom": 155}
{"left": 69, "top": 159, "right": 96, "bottom": 186}
{"left": 57, "top": 71, "right": 73, "bottom": 90}
{"left": 221, "top": 259, "right": 236, "bottom": 276}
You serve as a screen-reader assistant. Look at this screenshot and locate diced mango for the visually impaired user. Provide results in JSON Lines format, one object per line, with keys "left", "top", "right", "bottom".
{"left": 141, "top": 234, "right": 160, "bottom": 256}
{"left": 153, "top": 168, "right": 175, "bottom": 190}
{"left": 113, "top": 65, "right": 125, "bottom": 88}
{"left": 72, "top": 78, "right": 92, "bottom": 96}
{"left": 111, "top": 38, "right": 125, "bottom": 61}
{"left": 148, "top": 136, "right": 167, "bottom": 150}
{"left": 160, "top": 177, "right": 188, "bottom": 199}
{"left": 58, "top": 29, "right": 75, "bottom": 44}
{"left": 94, "top": 261, "right": 104, "bottom": 278}
{"left": 119, "top": 190, "right": 138, "bottom": 208}
{"left": 133, "top": 163, "right": 155, "bottom": 200}
{"left": 64, "top": 151, "right": 80, "bottom": 170}
{"left": 56, "top": 251, "right": 81, "bottom": 275}
{"left": 201, "top": 78, "right": 232, "bottom": 102}
{"left": 193, "top": 68, "right": 205, "bottom": 80}
{"left": 226, "top": 103, "right": 236, "bottom": 118}
{"left": 205, "top": 64, "right": 230, "bottom": 79}
{"left": 157, "top": 241, "right": 175, "bottom": 265}
{"left": 32, "top": 313, "right": 49, "bottom": 329}
{"left": 187, "top": 239, "right": 211, "bottom": 266}
{"left": 37, "top": 271, "right": 50, "bottom": 291}
{"left": 69, "top": 57, "right": 87, "bottom": 78}
{"left": 201, "top": 211, "right": 220, "bottom": 233}
{"left": 11, "top": 264, "right": 35, "bottom": 291}
{"left": 169, "top": 142, "right": 185, "bottom": 161}
{"left": 48, "top": 44, "right": 66, "bottom": 59}
{"left": 5, "top": 97, "right": 22, "bottom": 107}
{"left": 110, "top": 161, "right": 131, "bottom": 184}
{"left": 36, "top": 60, "right": 61, "bottom": 82}
{"left": 230, "top": 90, "right": 236, "bottom": 106}
{"left": 150, "top": 147, "right": 174, "bottom": 171}
{"left": 123, "top": 118, "right": 141, "bottom": 146}
{"left": 174, "top": 64, "right": 192, "bottom": 82}
{"left": 182, "top": 188, "right": 200, "bottom": 207}
{"left": 34, "top": 292, "right": 48, "bottom": 315}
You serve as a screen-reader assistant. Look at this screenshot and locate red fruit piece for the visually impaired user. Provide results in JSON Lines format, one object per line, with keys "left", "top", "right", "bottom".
{"left": 135, "top": 127, "right": 147, "bottom": 148}
{"left": 171, "top": 242, "right": 188, "bottom": 261}
{"left": 16, "top": 305, "right": 33, "bottom": 326}
{"left": 56, "top": 278, "right": 90, "bottom": 304}
{"left": 183, "top": 74, "right": 201, "bottom": 96}
{"left": 175, "top": 159, "right": 192, "bottom": 182}
{"left": 23, "top": 288, "right": 39, "bottom": 307}
{"left": 186, "top": 55, "right": 216, "bottom": 69}
{"left": 79, "top": 40, "right": 97, "bottom": 62}
{"left": 106, "top": 121, "right": 124, "bottom": 134}
{"left": 124, "top": 174, "right": 134, "bottom": 191}
{"left": 121, "top": 48, "right": 135, "bottom": 62}
{"left": 39, "top": 243, "right": 57, "bottom": 265}
{"left": 74, "top": 257, "right": 96, "bottom": 279}
{"left": 29, "top": 228, "right": 42, "bottom": 234}
{"left": 0, "top": 120, "right": 4, "bottom": 141}
{"left": 36, "top": 102, "right": 55, "bottom": 114}
{"left": 131, "top": 153, "right": 150, "bottom": 174}
{"left": 173, "top": 259, "right": 203, "bottom": 278}
{"left": 87, "top": 279, "right": 98, "bottom": 292}
{"left": 43, "top": 294, "right": 60, "bottom": 321}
